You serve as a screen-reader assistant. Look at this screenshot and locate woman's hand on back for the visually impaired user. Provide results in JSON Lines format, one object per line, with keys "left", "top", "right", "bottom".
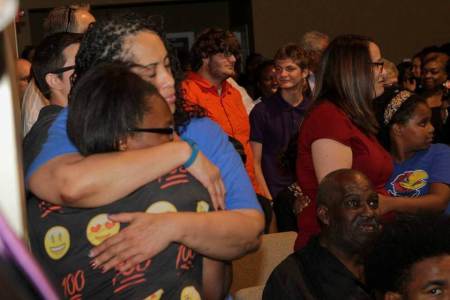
{"left": 186, "top": 151, "right": 226, "bottom": 210}
{"left": 89, "top": 212, "right": 176, "bottom": 273}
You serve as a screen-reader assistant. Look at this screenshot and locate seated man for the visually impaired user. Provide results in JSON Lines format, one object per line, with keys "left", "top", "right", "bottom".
{"left": 263, "top": 169, "right": 381, "bottom": 300}
{"left": 365, "top": 215, "right": 450, "bottom": 300}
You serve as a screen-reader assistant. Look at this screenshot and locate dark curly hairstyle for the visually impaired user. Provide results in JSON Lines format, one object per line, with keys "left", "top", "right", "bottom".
{"left": 365, "top": 214, "right": 450, "bottom": 296}
{"left": 374, "top": 90, "right": 427, "bottom": 151}
{"left": 68, "top": 62, "right": 161, "bottom": 155}
{"left": 71, "top": 13, "right": 203, "bottom": 133}
{"left": 190, "top": 28, "right": 241, "bottom": 71}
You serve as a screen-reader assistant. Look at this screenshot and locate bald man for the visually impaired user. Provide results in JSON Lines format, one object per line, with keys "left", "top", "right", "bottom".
{"left": 16, "top": 59, "right": 31, "bottom": 100}
{"left": 264, "top": 169, "right": 380, "bottom": 300}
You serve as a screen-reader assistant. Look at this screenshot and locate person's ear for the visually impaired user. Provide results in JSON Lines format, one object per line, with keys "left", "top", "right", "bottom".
{"left": 45, "top": 73, "right": 64, "bottom": 92}
{"left": 201, "top": 52, "right": 209, "bottom": 67}
{"left": 118, "top": 138, "right": 128, "bottom": 151}
{"left": 301, "top": 68, "right": 309, "bottom": 79}
{"left": 391, "top": 123, "right": 403, "bottom": 137}
{"left": 317, "top": 205, "right": 330, "bottom": 226}
{"left": 384, "top": 291, "right": 403, "bottom": 300}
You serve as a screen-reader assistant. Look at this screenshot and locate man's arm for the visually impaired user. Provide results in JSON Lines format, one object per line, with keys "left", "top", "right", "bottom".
{"left": 251, "top": 141, "right": 272, "bottom": 200}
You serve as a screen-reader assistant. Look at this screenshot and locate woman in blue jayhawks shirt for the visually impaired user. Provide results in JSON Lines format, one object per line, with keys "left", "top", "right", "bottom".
{"left": 376, "top": 90, "right": 450, "bottom": 214}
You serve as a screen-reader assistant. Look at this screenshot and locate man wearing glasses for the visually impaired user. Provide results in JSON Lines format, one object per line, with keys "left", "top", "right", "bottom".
{"left": 182, "top": 28, "right": 264, "bottom": 198}
{"left": 21, "top": 5, "right": 95, "bottom": 136}
{"left": 23, "top": 32, "right": 83, "bottom": 172}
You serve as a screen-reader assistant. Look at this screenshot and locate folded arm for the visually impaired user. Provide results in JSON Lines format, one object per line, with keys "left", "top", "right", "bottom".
{"left": 379, "top": 183, "right": 450, "bottom": 214}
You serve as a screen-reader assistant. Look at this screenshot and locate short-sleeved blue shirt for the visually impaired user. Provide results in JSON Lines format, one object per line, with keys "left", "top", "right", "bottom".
{"left": 26, "top": 108, "right": 261, "bottom": 211}
{"left": 386, "top": 143, "right": 450, "bottom": 214}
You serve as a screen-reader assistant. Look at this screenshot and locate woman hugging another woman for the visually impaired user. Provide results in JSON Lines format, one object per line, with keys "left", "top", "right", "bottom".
{"left": 28, "top": 63, "right": 211, "bottom": 299}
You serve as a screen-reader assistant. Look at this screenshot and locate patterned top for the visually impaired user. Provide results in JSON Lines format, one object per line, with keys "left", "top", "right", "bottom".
{"left": 28, "top": 168, "right": 211, "bottom": 299}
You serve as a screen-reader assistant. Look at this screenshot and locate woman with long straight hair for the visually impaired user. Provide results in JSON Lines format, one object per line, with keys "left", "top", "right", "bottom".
{"left": 295, "top": 34, "right": 392, "bottom": 249}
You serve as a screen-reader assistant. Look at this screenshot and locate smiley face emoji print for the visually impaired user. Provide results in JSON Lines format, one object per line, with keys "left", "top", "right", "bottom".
{"left": 86, "top": 214, "right": 120, "bottom": 246}
{"left": 44, "top": 226, "right": 70, "bottom": 260}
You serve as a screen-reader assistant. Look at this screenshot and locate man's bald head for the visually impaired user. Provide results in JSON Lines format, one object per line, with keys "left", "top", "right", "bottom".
{"left": 317, "top": 169, "right": 371, "bottom": 208}
{"left": 316, "top": 169, "right": 380, "bottom": 254}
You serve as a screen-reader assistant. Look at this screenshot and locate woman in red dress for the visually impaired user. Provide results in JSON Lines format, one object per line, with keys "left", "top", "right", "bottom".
{"left": 295, "top": 34, "right": 392, "bottom": 249}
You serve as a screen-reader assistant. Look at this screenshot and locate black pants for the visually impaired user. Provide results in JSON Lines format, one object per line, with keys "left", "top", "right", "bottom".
{"left": 272, "top": 188, "right": 298, "bottom": 232}
{"left": 256, "top": 195, "right": 273, "bottom": 233}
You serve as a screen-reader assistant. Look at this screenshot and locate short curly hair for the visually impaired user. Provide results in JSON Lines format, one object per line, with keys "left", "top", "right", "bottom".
{"left": 365, "top": 214, "right": 450, "bottom": 295}
{"left": 190, "top": 28, "right": 241, "bottom": 71}
{"left": 72, "top": 13, "right": 203, "bottom": 132}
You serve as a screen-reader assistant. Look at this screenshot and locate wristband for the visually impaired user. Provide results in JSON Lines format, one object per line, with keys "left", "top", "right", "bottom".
{"left": 182, "top": 138, "right": 199, "bottom": 168}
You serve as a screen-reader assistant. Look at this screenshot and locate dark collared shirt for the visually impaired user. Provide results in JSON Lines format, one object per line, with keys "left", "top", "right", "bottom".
{"left": 250, "top": 92, "right": 312, "bottom": 198}
{"left": 263, "top": 236, "right": 374, "bottom": 300}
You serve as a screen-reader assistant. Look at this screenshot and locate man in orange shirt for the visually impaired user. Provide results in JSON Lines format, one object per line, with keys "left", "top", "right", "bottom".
{"left": 181, "top": 28, "right": 264, "bottom": 198}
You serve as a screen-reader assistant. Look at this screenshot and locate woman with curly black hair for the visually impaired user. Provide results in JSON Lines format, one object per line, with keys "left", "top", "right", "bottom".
{"left": 25, "top": 14, "right": 264, "bottom": 299}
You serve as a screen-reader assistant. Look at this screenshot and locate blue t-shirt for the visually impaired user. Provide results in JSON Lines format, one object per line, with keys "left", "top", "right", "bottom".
{"left": 26, "top": 108, "right": 261, "bottom": 211}
{"left": 386, "top": 143, "right": 450, "bottom": 214}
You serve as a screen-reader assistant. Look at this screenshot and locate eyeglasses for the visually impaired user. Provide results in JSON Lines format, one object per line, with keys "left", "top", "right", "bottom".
{"left": 371, "top": 61, "right": 384, "bottom": 73}
{"left": 127, "top": 127, "right": 174, "bottom": 134}
{"left": 47, "top": 65, "right": 75, "bottom": 75}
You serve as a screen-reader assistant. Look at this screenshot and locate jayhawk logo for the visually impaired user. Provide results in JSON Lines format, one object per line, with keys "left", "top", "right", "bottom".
{"left": 389, "top": 170, "right": 429, "bottom": 196}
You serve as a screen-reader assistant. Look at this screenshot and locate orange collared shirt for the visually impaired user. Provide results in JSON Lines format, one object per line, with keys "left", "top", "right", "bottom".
{"left": 181, "top": 72, "right": 262, "bottom": 194}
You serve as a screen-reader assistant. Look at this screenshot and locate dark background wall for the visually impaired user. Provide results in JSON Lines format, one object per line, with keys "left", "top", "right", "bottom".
{"left": 16, "top": 0, "right": 450, "bottom": 64}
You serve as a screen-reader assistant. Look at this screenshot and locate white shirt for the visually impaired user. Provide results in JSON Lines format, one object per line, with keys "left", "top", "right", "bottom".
{"left": 21, "top": 80, "right": 50, "bottom": 137}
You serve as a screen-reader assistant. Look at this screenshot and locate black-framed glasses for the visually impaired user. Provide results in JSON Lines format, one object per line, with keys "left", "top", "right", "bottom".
{"left": 371, "top": 61, "right": 384, "bottom": 73}
{"left": 48, "top": 65, "right": 75, "bottom": 75}
{"left": 128, "top": 127, "right": 174, "bottom": 134}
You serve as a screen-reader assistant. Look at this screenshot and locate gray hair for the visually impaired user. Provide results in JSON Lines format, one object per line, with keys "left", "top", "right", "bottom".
{"left": 43, "top": 3, "right": 91, "bottom": 37}
{"left": 300, "top": 31, "right": 329, "bottom": 52}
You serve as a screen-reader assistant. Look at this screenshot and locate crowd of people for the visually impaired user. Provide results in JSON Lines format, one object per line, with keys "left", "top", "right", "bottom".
{"left": 13, "top": 3, "right": 450, "bottom": 300}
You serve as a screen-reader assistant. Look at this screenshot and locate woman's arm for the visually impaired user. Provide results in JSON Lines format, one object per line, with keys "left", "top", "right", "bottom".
{"left": 250, "top": 141, "right": 272, "bottom": 200}
{"left": 89, "top": 209, "right": 264, "bottom": 272}
{"left": 311, "top": 138, "right": 353, "bottom": 182}
{"left": 28, "top": 141, "right": 225, "bottom": 209}
{"left": 202, "top": 259, "right": 231, "bottom": 300}
{"left": 379, "top": 183, "right": 450, "bottom": 214}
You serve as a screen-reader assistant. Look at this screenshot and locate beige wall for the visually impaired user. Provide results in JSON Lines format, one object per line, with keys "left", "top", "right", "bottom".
{"left": 252, "top": 0, "right": 450, "bottom": 62}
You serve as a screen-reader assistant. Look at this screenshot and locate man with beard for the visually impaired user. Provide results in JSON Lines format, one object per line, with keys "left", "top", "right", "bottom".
{"left": 182, "top": 28, "right": 265, "bottom": 203}
{"left": 263, "top": 169, "right": 380, "bottom": 300}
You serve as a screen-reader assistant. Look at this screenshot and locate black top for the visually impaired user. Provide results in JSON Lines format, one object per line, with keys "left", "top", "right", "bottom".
{"left": 28, "top": 168, "right": 212, "bottom": 299}
{"left": 23, "top": 105, "right": 63, "bottom": 174}
{"left": 263, "top": 236, "right": 374, "bottom": 300}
